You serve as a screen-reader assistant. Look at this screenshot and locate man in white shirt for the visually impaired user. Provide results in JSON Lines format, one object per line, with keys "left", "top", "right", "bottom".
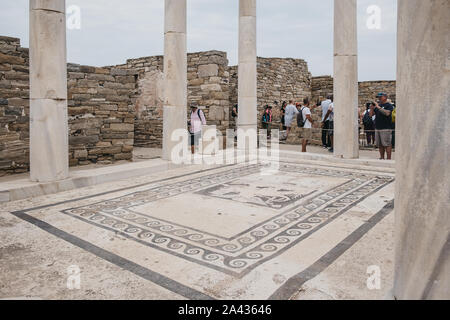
{"left": 284, "top": 100, "right": 299, "bottom": 139}
{"left": 321, "top": 95, "right": 333, "bottom": 148}
{"left": 300, "top": 98, "right": 314, "bottom": 152}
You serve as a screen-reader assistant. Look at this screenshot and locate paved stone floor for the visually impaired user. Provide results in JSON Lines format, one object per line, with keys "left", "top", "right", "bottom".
{"left": 0, "top": 158, "right": 395, "bottom": 300}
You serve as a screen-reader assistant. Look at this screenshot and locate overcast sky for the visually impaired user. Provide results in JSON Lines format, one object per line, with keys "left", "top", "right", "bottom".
{"left": 0, "top": 0, "right": 397, "bottom": 81}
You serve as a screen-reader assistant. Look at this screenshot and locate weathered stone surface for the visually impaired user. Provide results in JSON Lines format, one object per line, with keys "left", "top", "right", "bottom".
{"left": 333, "top": 0, "right": 359, "bottom": 159}
{"left": 29, "top": 9, "right": 67, "bottom": 100}
{"left": 30, "top": 99, "right": 69, "bottom": 182}
{"left": 0, "top": 52, "right": 25, "bottom": 65}
{"left": 238, "top": 0, "right": 258, "bottom": 152}
{"left": 29, "top": 2, "right": 69, "bottom": 182}
{"left": 73, "top": 149, "right": 88, "bottom": 159}
{"left": 110, "top": 123, "right": 134, "bottom": 132}
{"left": 198, "top": 64, "right": 218, "bottom": 78}
{"left": 394, "top": 0, "right": 449, "bottom": 300}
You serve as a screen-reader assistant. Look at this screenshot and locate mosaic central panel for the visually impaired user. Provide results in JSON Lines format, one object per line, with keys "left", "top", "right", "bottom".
{"left": 61, "top": 163, "right": 394, "bottom": 277}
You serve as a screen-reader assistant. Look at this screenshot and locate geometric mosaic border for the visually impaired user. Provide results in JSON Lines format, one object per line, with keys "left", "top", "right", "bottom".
{"left": 61, "top": 163, "right": 394, "bottom": 277}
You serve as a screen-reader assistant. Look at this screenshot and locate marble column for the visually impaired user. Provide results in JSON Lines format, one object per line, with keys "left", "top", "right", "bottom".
{"left": 162, "top": 0, "right": 187, "bottom": 161}
{"left": 237, "top": 0, "right": 257, "bottom": 152}
{"left": 29, "top": 0, "right": 69, "bottom": 182}
{"left": 394, "top": 0, "right": 449, "bottom": 300}
{"left": 333, "top": 0, "right": 359, "bottom": 159}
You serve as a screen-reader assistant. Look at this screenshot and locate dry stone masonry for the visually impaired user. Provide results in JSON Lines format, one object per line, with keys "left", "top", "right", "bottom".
{"left": 67, "top": 63, "right": 136, "bottom": 166}
{"left": 0, "top": 35, "right": 396, "bottom": 176}
{"left": 0, "top": 36, "right": 29, "bottom": 176}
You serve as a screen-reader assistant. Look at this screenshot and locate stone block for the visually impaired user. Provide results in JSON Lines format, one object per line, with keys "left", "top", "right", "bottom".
{"left": 200, "top": 84, "right": 222, "bottom": 92}
{"left": 0, "top": 53, "right": 25, "bottom": 65}
{"left": 29, "top": 9, "right": 67, "bottom": 100}
{"left": 188, "top": 78, "right": 204, "bottom": 86}
{"left": 74, "top": 149, "right": 88, "bottom": 159}
{"left": 114, "top": 153, "right": 132, "bottom": 160}
{"left": 110, "top": 123, "right": 134, "bottom": 132}
{"left": 198, "top": 64, "right": 218, "bottom": 78}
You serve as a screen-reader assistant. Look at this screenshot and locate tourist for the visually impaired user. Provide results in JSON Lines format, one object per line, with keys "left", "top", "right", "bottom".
{"left": 369, "top": 93, "right": 394, "bottom": 160}
{"left": 321, "top": 94, "right": 333, "bottom": 148}
{"left": 284, "top": 100, "right": 299, "bottom": 139}
{"left": 391, "top": 102, "right": 396, "bottom": 148}
{"left": 261, "top": 105, "right": 273, "bottom": 137}
{"left": 322, "top": 97, "right": 335, "bottom": 153}
{"left": 231, "top": 104, "right": 238, "bottom": 141}
{"left": 299, "top": 98, "right": 314, "bottom": 153}
{"left": 231, "top": 104, "right": 238, "bottom": 122}
{"left": 189, "top": 104, "right": 207, "bottom": 154}
{"left": 361, "top": 102, "right": 376, "bottom": 147}
{"left": 280, "top": 101, "right": 287, "bottom": 131}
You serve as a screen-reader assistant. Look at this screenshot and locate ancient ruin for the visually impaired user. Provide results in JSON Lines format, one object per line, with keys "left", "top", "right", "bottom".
{"left": 0, "top": 0, "right": 447, "bottom": 301}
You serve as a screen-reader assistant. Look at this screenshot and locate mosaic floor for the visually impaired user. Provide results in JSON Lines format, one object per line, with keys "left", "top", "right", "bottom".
{"left": 5, "top": 161, "right": 395, "bottom": 300}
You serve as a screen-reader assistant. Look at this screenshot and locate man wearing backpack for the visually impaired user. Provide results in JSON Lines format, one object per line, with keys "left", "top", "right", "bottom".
{"left": 362, "top": 102, "right": 376, "bottom": 147}
{"left": 189, "top": 104, "right": 207, "bottom": 154}
{"left": 298, "top": 98, "right": 314, "bottom": 153}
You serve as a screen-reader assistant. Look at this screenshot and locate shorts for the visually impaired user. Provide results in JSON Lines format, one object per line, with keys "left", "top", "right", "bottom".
{"left": 285, "top": 118, "right": 293, "bottom": 128}
{"left": 190, "top": 132, "right": 201, "bottom": 146}
{"left": 375, "top": 130, "right": 392, "bottom": 147}
{"left": 300, "top": 128, "right": 312, "bottom": 140}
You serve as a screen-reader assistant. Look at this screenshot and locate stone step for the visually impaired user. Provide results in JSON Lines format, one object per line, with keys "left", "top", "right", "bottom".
{"left": 0, "top": 159, "right": 184, "bottom": 203}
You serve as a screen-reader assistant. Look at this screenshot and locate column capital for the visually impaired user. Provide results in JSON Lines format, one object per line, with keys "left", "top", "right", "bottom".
{"left": 30, "top": 0, "right": 65, "bottom": 13}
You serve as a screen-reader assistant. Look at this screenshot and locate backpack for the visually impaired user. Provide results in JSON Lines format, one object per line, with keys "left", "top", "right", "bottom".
{"left": 297, "top": 107, "right": 305, "bottom": 128}
{"left": 189, "top": 109, "right": 205, "bottom": 129}
{"left": 193, "top": 109, "right": 203, "bottom": 121}
{"left": 362, "top": 111, "right": 373, "bottom": 127}
{"left": 392, "top": 107, "right": 396, "bottom": 124}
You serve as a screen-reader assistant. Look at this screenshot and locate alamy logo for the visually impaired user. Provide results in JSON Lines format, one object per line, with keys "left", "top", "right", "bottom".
{"left": 366, "top": 265, "right": 381, "bottom": 290}
{"left": 366, "top": 5, "right": 381, "bottom": 30}
{"left": 67, "top": 265, "right": 81, "bottom": 290}
{"left": 169, "top": 128, "right": 280, "bottom": 175}
{"left": 67, "top": 5, "right": 81, "bottom": 30}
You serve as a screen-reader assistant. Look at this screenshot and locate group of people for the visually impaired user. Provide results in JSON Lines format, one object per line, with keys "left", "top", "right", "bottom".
{"left": 265, "top": 99, "right": 332, "bottom": 153}
{"left": 260, "top": 99, "right": 325, "bottom": 152}
{"left": 279, "top": 99, "right": 321, "bottom": 152}
{"left": 262, "top": 92, "right": 395, "bottom": 159}
{"left": 191, "top": 92, "right": 395, "bottom": 160}
{"left": 360, "top": 93, "right": 396, "bottom": 160}
{"left": 321, "top": 92, "right": 396, "bottom": 160}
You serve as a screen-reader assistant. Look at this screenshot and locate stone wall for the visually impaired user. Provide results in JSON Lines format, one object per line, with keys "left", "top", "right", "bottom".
{"left": 0, "top": 36, "right": 136, "bottom": 176}
{"left": 112, "top": 56, "right": 164, "bottom": 148}
{"left": 359, "top": 80, "right": 396, "bottom": 110}
{"left": 0, "top": 36, "right": 30, "bottom": 176}
{"left": 311, "top": 76, "right": 397, "bottom": 113}
{"left": 67, "top": 64, "right": 136, "bottom": 166}
{"left": 119, "top": 51, "right": 230, "bottom": 148}
{"left": 229, "top": 57, "right": 312, "bottom": 130}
